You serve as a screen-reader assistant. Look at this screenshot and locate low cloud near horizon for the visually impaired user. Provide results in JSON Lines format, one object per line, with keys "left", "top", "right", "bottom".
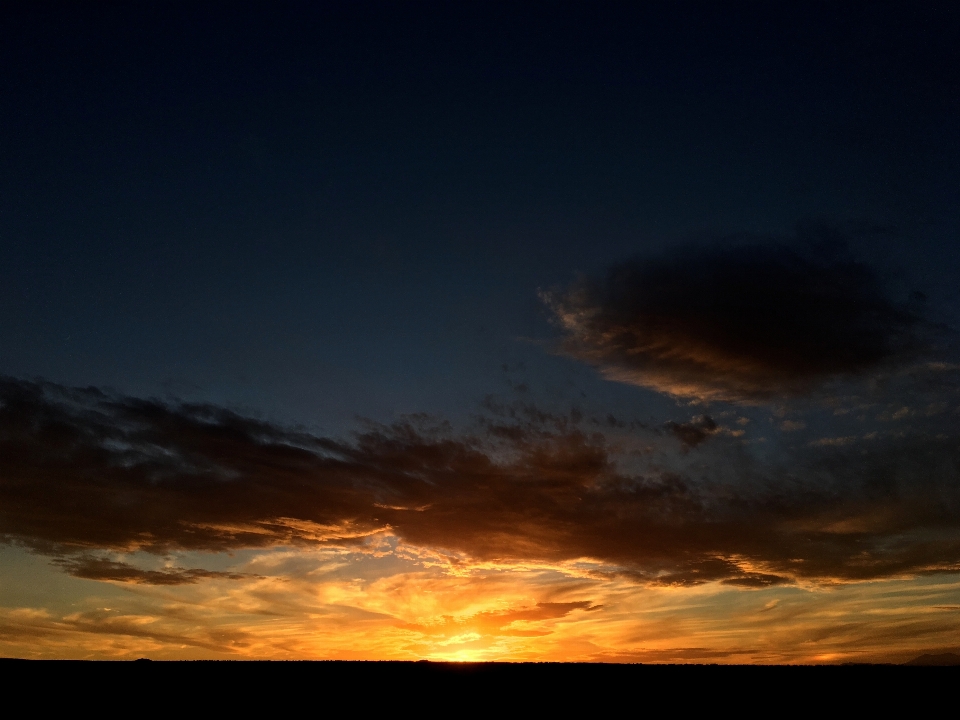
{"left": 3, "top": 371, "right": 960, "bottom": 588}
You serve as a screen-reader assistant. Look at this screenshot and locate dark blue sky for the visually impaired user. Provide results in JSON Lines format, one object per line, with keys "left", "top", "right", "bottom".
{"left": 3, "top": 1, "right": 958, "bottom": 431}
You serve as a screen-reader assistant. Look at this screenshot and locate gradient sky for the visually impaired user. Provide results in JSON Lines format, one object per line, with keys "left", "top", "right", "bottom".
{"left": 2, "top": 2, "right": 960, "bottom": 662}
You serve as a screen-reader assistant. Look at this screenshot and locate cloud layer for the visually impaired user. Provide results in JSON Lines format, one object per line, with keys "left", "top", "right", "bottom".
{"left": 543, "top": 234, "right": 923, "bottom": 401}
{"left": 3, "top": 376, "right": 960, "bottom": 587}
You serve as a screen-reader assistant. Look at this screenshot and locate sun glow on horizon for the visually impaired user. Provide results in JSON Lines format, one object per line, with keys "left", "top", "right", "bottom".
{"left": 1, "top": 538, "right": 959, "bottom": 664}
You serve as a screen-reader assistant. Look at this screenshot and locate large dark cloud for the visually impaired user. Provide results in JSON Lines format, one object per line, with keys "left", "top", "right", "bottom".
{"left": 543, "top": 232, "right": 923, "bottom": 401}
{"left": 2, "top": 376, "right": 960, "bottom": 586}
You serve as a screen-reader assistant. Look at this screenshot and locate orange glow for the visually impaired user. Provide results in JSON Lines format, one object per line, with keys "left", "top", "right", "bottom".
{"left": 1, "top": 538, "right": 958, "bottom": 663}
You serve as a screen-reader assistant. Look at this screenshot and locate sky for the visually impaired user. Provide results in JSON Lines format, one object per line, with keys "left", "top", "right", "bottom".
{"left": 2, "top": 1, "right": 960, "bottom": 662}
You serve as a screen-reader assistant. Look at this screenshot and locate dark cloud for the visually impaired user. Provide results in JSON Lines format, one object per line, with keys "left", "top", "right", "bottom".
{"left": 2, "top": 376, "right": 960, "bottom": 586}
{"left": 542, "top": 230, "right": 924, "bottom": 401}
{"left": 53, "top": 556, "right": 256, "bottom": 585}
{"left": 666, "top": 415, "right": 718, "bottom": 447}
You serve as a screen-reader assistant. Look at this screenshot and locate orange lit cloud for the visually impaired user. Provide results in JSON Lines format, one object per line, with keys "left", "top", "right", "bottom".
{"left": 2, "top": 543, "right": 959, "bottom": 663}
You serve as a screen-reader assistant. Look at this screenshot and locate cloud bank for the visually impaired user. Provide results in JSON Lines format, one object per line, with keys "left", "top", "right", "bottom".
{"left": 3, "top": 375, "right": 960, "bottom": 587}
{"left": 543, "top": 232, "right": 923, "bottom": 401}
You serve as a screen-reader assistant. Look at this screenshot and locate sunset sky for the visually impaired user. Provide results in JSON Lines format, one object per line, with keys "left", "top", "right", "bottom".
{"left": 2, "top": 2, "right": 960, "bottom": 662}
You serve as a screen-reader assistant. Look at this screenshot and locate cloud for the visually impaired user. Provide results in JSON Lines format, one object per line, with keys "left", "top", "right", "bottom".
{"left": 53, "top": 555, "right": 256, "bottom": 585}
{"left": 666, "top": 415, "right": 718, "bottom": 447}
{"left": 2, "top": 376, "right": 960, "bottom": 587}
{"left": 0, "top": 377, "right": 381, "bottom": 555}
{"left": 0, "top": 607, "right": 251, "bottom": 654}
{"left": 542, "top": 229, "right": 924, "bottom": 401}
{"left": 403, "top": 601, "right": 601, "bottom": 638}
{"left": 596, "top": 647, "right": 760, "bottom": 663}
